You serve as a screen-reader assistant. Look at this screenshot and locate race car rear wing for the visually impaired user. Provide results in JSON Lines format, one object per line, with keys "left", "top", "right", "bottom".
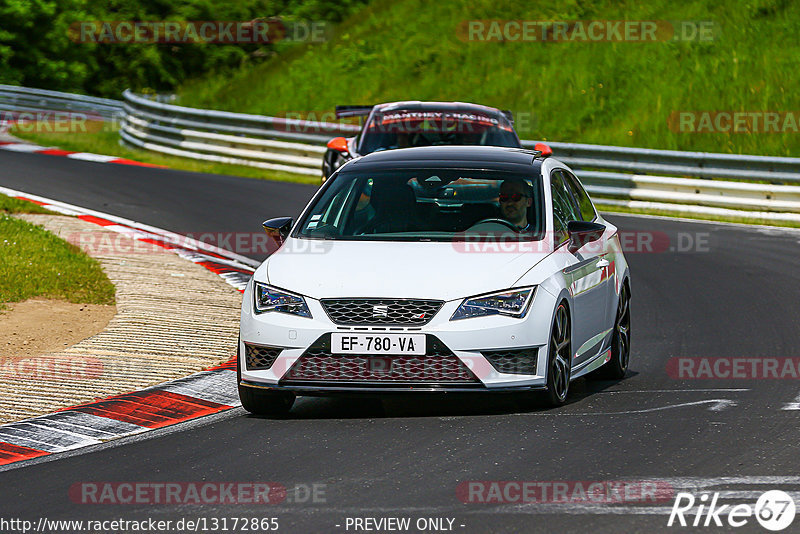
{"left": 337, "top": 104, "right": 514, "bottom": 124}
{"left": 335, "top": 105, "right": 374, "bottom": 118}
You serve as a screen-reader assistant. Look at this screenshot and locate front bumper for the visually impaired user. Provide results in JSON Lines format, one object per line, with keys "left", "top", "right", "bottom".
{"left": 239, "top": 280, "right": 557, "bottom": 394}
{"left": 239, "top": 379, "right": 547, "bottom": 396}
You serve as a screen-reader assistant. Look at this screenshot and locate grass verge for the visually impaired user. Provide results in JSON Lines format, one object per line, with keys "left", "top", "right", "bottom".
{"left": 0, "top": 195, "right": 116, "bottom": 308}
{"left": 9, "top": 124, "right": 321, "bottom": 185}
{"left": 178, "top": 0, "right": 800, "bottom": 158}
{"left": 0, "top": 195, "right": 55, "bottom": 215}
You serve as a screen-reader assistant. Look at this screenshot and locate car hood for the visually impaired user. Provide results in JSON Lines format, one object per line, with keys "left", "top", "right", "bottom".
{"left": 265, "top": 239, "right": 553, "bottom": 301}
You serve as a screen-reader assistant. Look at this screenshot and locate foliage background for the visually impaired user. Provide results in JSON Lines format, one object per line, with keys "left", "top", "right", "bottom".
{"left": 0, "top": 0, "right": 367, "bottom": 97}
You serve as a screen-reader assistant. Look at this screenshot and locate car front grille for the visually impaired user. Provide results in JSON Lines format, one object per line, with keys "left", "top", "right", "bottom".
{"left": 281, "top": 335, "right": 479, "bottom": 384}
{"left": 244, "top": 343, "right": 283, "bottom": 371}
{"left": 481, "top": 348, "right": 538, "bottom": 375}
{"left": 320, "top": 298, "right": 443, "bottom": 326}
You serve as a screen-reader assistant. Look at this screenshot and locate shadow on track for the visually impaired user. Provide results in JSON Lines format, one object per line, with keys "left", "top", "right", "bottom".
{"left": 244, "top": 372, "right": 638, "bottom": 420}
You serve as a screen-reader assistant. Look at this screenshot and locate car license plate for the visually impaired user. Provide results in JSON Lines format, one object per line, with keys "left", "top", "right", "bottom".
{"left": 331, "top": 333, "right": 426, "bottom": 355}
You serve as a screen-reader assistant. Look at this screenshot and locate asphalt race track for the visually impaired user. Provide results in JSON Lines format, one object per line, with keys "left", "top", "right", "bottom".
{"left": 2, "top": 149, "right": 800, "bottom": 533}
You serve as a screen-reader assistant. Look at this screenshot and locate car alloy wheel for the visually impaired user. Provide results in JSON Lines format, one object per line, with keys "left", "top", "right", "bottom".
{"left": 615, "top": 283, "right": 631, "bottom": 371}
{"left": 545, "top": 302, "right": 571, "bottom": 406}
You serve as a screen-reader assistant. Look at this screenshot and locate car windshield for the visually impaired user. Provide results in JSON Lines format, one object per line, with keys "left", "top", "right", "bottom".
{"left": 359, "top": 111, "right": 520, "bottom": 154}
{"left": 294, "top": 169, "right": 544, "bottom": 242}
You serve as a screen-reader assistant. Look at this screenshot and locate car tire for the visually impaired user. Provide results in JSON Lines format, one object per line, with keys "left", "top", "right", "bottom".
{"left": 239, "top": 385, "right": 295, "bottom": 416}
{"left": 237, "top": 337, "right": 295, "bottom": 416}
{"left": 542, "top": 302, "right": 572, "bottom": 407}
{"left": 591, "top": 282, "right": 631, "bottom": 380}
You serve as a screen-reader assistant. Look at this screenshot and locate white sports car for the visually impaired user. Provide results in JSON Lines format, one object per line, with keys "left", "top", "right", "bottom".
{"left": 238, "top": 146, "right": 631, "bottom": 415}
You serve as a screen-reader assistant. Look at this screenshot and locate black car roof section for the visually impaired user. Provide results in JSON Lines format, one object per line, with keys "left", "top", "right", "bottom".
{"left": 347, "top": 146, "right": 543, "bottom": 172}
{"left": 335, "top": 105, "right": 374, "bottom": 118}
{"left": 374, "top": 101, "right": 507, "bottom": 116}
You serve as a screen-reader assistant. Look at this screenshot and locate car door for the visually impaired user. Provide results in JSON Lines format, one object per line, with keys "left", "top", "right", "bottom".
{"left": 551, "top": 169, "right": 609, "bottom": 366}
{"left": 562, "top": 169, "right": 616, "bottom": 339}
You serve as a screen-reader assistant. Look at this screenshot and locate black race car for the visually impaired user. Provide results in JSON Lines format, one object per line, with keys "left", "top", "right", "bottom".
{"left": 322, "top": 101, "right": 549, "bottom": 180}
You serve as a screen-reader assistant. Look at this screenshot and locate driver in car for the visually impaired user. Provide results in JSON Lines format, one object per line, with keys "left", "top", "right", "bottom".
{"left": 499, "top": 179, "right": 534, "bottom": 231}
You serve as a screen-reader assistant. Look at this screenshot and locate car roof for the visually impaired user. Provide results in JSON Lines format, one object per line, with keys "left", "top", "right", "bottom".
{"left": 372, "top": 101, "right": 506, "bottom": 116}
{"left": 344, "top": 146, "right": 543, "bottom": 173}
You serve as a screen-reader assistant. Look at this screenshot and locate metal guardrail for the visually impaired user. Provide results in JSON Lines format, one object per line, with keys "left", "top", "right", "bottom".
{"left": 121, "top": 90, "right": 356, "bottom": 176}
{"left": 2, "top": 85, "right": 799, "bottom": 223}
{"left": 581, "top": 173, "right": 800, "bottom": 219}
{"left": 521, "top": 140, "right": 800, "bottom": 183}
{"left": 119, "top": 91, "right": 800, "bottom": 222}
{"left": 0, "top": 84, "right": 123, "bottom": 121}
{"left": 522, "top": 142, "right": 800, "bottom": 222}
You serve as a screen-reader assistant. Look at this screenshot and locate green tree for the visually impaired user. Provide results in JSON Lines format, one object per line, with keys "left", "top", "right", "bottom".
{"left": 0, "top": 0, "right": 366, "bottom": 98}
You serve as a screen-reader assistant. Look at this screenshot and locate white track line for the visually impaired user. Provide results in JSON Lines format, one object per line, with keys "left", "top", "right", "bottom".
{"left": 504, "top": 399, "right": 737, "bottom": 417}
{"left": 595, "top": 389, "right": 750, "bottom": 394}
{"left": 782, "top": 389, "right": 800, "bottom": 410}
{"left": 0, "top": 143, "right": 50, "bottom": 152}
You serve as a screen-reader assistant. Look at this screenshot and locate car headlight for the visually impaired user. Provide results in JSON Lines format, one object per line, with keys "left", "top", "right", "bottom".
{"left": 451, "top": 287, "right": 536, "bottom": 321}
{"left": 254, "top": 283, "right": 312, "bottom": 318}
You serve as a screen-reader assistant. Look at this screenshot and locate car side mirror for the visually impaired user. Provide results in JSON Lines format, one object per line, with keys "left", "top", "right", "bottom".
{"left": 327, "top": 136, "right": 349, "bottom": 154}
{"left": 534, "top": 142, "right": 553, "bottom": 157}
{"left": 567, "top": 220, "right": 605, "bottom": 253}
{"left": 262, "top": 217, "right": 294, "bottom": 245}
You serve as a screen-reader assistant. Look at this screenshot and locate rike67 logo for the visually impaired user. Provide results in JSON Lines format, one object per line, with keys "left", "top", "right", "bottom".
{"left": 668, "top": 490, "right": 796, "bottom": 531}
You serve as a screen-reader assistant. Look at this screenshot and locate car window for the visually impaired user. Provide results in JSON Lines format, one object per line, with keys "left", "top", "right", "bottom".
{"left": 562, "top": 170, "right": 596, "bottom": 222}
{"left": 305, "top": 178, "right": 361, "bottom": 234}
{"left": 358, "top": 111, "right": 520, "bottom": 154}
{"left": 550, "top": 170, "right": 581, "bottom": 243}
{"left": 295, "top": 169, "right": 545, "bottom": 241}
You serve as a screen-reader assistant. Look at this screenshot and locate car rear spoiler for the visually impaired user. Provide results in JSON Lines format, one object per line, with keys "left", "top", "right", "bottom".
{"left": 501, "top": 110, "right": 514, "bottom": 124}
{"left": 335, "top": 105, "right": 375, "bottom": 119}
